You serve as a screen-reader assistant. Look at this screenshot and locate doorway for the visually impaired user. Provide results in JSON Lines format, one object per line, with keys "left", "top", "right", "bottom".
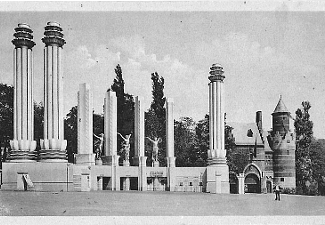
{"left": 229, "top": 173, "right": 238, "bottom": 194}
{"left": 244, "top": 173, "right": 260, "bottom": 193}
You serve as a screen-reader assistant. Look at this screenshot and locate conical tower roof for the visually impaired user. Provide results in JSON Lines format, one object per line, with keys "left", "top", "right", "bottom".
{"left": 272, "top": 95, "right": 290, "bottom": 114}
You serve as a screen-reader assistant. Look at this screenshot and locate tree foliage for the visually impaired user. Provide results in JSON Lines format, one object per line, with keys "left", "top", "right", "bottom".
{"left": 294, "top": 101, "right": 314, "bottom": 194}
{"left": 93, "top": 112, "right": 104, "bottom": 155}
{"left": 225, "top": 125, "right": 247, "bottom": 175}
{"left": 174, "top": 117, "right": 197, "bottom": 167}
{"left": 110, "top": 64, "right": 135, "bottom": 158}
{"left": 64, "top": 106, "right": 78, "bottom": 163}
{"left": 309, "top": 139, "right": 325, "bottom": 195}
{"left": 145, "top": 72, "right": 166, "bottom": 166}
{"left": 0, "top": 83, "right": 13, "bottom": 163}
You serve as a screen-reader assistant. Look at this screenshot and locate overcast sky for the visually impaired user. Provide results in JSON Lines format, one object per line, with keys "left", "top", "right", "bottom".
{"left": 1, "top": 2, "right": 325, "bottom": 138}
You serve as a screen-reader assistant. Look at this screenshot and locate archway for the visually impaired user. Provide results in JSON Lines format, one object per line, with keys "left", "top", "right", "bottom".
{"left": 229, "top": 173, "right": 238, "bottom": 194}
{"left": 266, "top": 180, "right": 272, "bottom": 193}
{"left": 244, "top": 173, "right": 260, "bottom": 193}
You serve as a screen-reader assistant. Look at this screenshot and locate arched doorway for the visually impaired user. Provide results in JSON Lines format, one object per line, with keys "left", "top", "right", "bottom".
{"left": 266, "top": 180, "right": 272, "bottom": 193}
{"left": 244, "top": 173, "right": 260, "bottom": 193}
{"left": 229, "top": 173, "right": 238, "bottom": 194}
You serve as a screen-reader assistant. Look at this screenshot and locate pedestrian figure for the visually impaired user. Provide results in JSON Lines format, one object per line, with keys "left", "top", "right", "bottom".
{"left": 274, "top": 184, "right": 281, "bottom": 201}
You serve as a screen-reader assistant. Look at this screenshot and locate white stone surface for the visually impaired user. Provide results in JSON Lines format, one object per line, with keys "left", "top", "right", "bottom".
{"left": 77, "top": 83, "right": 93, "bottom": 155}
{"left": 208, "top": 80, "right": 226, "bottom": 159}
{"left": 42, "top": 43, "right": 66, "bottom": 150}
{"left": 134, "top": 96, "right": 145, "bottom": 158}
{"left": 166, "top": 98, "right": 175, "bottom": 166}
{"left": 104, "top": 90, "right": 117, "bottom": 156}
{"left": 12, "top": 41, "right": 36, "bottom": 153}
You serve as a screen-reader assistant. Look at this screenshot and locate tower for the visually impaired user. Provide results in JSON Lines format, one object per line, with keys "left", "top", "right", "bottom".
{"left": 206, "top": 63, "right": 229, "bottom": 193}
{"left": 39, "top": 21, "right": 67, "bottom": 161}
{"left": 269, "top": 96, "right": 296, "bottom": 189}
{"left": 9, "top": 23, "right": 37, "bottom": 161}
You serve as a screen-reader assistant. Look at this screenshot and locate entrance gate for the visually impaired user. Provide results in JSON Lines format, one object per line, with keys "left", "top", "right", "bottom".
{"left": 244, "top": 173, "right": 260, "bottom": 193}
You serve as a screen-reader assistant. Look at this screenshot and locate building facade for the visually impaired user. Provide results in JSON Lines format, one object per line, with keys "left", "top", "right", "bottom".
{"left": 229, "top": 96, "right": 296, "bottom": 194}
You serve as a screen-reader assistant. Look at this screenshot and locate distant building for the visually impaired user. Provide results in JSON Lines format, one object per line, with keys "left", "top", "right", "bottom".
{"left": 229, "top": 96, "right": 296, "bottom": 193}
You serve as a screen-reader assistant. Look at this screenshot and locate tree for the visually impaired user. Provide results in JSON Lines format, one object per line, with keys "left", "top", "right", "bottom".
{"left": 0, "top": 83, "right": 13, "bottom": 163}
{"left": 145, "top": 72, "right": 166, "bottom": 166}
{"left": 150, "top": 72, "right": 166, "bottom": 124}
{"left": 110, "top": 64, "right": 135, "bottom": 161}
{"left": 295, "top": 101, "right": 314, "bottom": 194}
{"left": 309, "top": 139, "right": 325, "bottom": 195}
{"left": 174, "top": 117, "right": 197, "bottom": 167}
{"left": 93, "top": 112, "right": 104, "bottom": 155}
{"left": 225, "top": 125, "right": 248, "bottom": 175}
{"left": 194, "top": 114, "right": 237, "bottom": 169}
{"left": 194, "top": 115, "right": 209, "bottom": 167}
{"left": 64, "top": 106, "right": 78, "bottom": 163}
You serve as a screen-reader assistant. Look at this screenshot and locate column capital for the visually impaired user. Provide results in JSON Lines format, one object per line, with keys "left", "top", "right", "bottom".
{"left": 208, "top": 63, "right": 225, "bottom": 82}
{"left": 12, "top": 23, "right": 35, "bottom": 49}
{"left": 42, "top": 21, "right": 66, "bottom": 47}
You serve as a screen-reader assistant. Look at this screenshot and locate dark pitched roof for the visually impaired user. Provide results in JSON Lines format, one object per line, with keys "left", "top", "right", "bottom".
{"left": 273, "top": 95, "right": 289, "bottom": 114}
{"left": 228, "top": 122, "right": 263, "bottom": 146}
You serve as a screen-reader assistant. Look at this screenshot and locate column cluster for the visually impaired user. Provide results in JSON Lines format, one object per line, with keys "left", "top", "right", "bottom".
{"left": 9, "top": 22, "right": 68, "bottom": 162}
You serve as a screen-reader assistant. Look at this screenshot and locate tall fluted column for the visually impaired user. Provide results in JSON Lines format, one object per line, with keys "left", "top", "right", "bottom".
{"left": 208, "top": 64, "right": 226, "bottom": 161}
{"left": 9, "top": 23, "right": 37, "bottom": 162}
{"left": 40, "top": 21, "right": 67, "bottom": 162}
{"left": 206, "top": 63, "right": 229, "bottom": 194}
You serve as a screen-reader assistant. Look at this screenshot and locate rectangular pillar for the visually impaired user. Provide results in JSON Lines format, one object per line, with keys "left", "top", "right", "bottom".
{"left": 133, "top": 96, "right": 145, "bottom": 166}
{"left": 76, "top": 83, "right": 95, "bottom": 165}
{"left": 104, "top": 90, "right": 117, "bottom": 160}
{"left": 166, "top": 98, "right": 175, "bottom": 167}
{"left": 138, "top": 156, "right": 147, "bottom": 191}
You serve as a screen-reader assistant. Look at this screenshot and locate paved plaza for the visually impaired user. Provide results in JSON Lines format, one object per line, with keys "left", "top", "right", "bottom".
{"left": 0, "top": 190, "right": 325, "bottom": 216}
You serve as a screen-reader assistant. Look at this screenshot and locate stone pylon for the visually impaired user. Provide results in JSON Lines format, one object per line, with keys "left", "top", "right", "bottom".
{"left": 206, "top": 63, "right": 229, "bottom": 194}
{"left": 9, "top": 23, "right": 37, "bottom": 162}
{"left": 133, "top": 96, "right": 147, "bottom": 191}
{"left": 76, "top": 83, "right": 95, "bottom": 165}
{"left": 40, "top": 21, "right": 67, "bottom": 162}
{"left": 103, "top": 90, "right": 120, "bottom": 191}
{"left": 166, "top": 97, "right": 176, "bottom": 192}
{"left": 166, "top": 98, "right": 175, "bottom": 167}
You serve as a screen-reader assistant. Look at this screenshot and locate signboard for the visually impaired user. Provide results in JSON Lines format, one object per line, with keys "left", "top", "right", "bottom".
{"left": 149, "top": 171, "right": 164, "bottom": 177}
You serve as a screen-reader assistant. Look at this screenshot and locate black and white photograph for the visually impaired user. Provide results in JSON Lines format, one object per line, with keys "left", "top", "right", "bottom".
{"left": 0, "top": 1, "right": 325, "bottom": 224}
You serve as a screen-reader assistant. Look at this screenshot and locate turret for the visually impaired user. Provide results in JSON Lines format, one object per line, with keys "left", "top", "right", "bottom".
{"left": 272, "top": 95, "right": 290, "bottom": 136}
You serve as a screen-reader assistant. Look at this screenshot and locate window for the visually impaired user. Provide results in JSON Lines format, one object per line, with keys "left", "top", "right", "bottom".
{"left": 180, "top": 182, "right": 183, "bottom": 186}
{"left": 287, "top": 150, "right": 289, "bottom": 155}
{"left": 280, "top": 178, "right": 284, "bottom": 182}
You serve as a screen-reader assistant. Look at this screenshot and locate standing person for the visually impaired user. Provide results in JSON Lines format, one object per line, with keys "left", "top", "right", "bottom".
{"left": 274, "top": 183, "right": 281, "bottom": 201}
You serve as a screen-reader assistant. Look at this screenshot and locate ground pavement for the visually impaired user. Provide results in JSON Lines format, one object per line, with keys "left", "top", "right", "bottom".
{"left": 0, "top": 190, "right": 325, "bottom": 216}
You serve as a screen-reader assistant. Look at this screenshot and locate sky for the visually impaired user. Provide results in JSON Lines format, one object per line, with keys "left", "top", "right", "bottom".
{"left": 1, "top": 2, "right": 325, "bottom": 138}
